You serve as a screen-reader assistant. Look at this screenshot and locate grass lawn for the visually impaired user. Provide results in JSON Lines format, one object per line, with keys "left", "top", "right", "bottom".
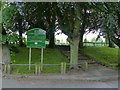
{"left": 11, "top": 47, "right": 68, "bottom": 75}
{"left": 80, "top": 46, "right": 119, "bottom": 69}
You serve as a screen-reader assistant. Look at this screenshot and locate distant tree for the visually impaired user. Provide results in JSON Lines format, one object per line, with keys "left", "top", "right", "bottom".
{"left": 84, "top": 38, "right": 89, "bottom": 42}
{"left": 96, "top": 38, "right": 103, "bottom": 43}
{"left": 2, "top": 2, "right": 27, "bottom": 46}
{"left": 91, "top": 37, "right": 96, "bottom": 42}
{"left": 23, "top": 2, "right": 57, "bottom": 48}
{"left": 56, "top": 39, "right": 60, "bottom": 45}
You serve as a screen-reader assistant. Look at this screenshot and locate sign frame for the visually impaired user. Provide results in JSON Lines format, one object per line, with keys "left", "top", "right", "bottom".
{"left": 27, "top": 28, "right": 46, "bottom": 48}
{"left": 27, "top": 28, "right": 46, "bottom": 71}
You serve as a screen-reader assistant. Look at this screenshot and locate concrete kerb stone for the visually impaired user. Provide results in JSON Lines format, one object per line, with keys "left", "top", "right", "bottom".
{"left": 3, "top": 74, "right": 118, "bottom": 82}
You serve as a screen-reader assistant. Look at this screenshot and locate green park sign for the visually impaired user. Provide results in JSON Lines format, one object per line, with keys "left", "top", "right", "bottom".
{"left": 27, "top": 28, "right": 46, "bottom": 48}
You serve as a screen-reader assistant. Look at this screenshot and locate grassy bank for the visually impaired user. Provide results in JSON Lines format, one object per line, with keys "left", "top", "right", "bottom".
{"left": 11, "top": 47, "right": 67, "bottom": 75}
{"left": 80, "top": 46, "right": 118, "bottom": 68}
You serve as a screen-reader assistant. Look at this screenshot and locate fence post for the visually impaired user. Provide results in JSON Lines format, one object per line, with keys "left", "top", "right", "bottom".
{"left": 35, "top": 63, "right": 38, "bottom": 75}
{"left": 61, "top": 62, "right": 64, "bottom": 74}
{"left": 4, "top": 64, "right": 7, "bottom": 73}
{"left": 7, "top": 64, "right": 11, "bottom": 74}
{"left": 38, "top": 63, "right": 41, "bottom": 75}
{"left": 64, "top": 62, "right": 66, "bottom": 74}
{"left": 35, "top": 62, "right": 41, "bottom": 75}
{"left": 61, "top": 62, "right": 66, "bottom": 74}
{"left": 85, "top": 61, "right": 88, "bottom": 69}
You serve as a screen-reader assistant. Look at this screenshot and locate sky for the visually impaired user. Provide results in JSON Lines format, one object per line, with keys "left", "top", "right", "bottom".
{"left": 23, "top": 30, "right": 105, "bottom": 43}
{"left": 55, "top": 30, "right": 105, "bottom": 43}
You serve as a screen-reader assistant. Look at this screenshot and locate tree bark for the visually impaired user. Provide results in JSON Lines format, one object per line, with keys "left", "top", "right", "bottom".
{"left": 48, "top": 28, "right": 55, "bottom": 48}
{"left": 2, "top": 44, "right": 11, "bottom": 64}
{"left": 70, "top": 37, "right": 80, "bottom": 69}
{"left": 19, "top": 30, "right": 23, "bottom": 47}
{"left": 17, "top": 12, "right": 24, "bottom": 47}
{"left": 79, "top": 31, "right": 84, "bottom": 48}
{"left": 79, "top": 8, "right": 86, "bottom": 48}
{"left": 107, "top": 33, "right": 115, "bottom": 48}
{"left": 112, "top": 37, "right": 120, "bottom": 48}
{"left": 69, "top": 3, "right": 81, "bottom": 69}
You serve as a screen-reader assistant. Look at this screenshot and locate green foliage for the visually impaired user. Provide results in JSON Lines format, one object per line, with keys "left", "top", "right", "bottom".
{"left": 10, "top": 51, "right": 16, "bottom": 63}
{"left": 96, "top": 38, "right": 103, "bottom": 43}
{"left": 2, "top": 4, "right": 18, "bottom": 30}
{"left": 84, "top": 38, "right": 89, "bottom": 42}
{"left": 10, "top": 45, "right": 19, "bottom": 53}
{"left": 22, "top": 37, "right": 27, "bottom": 45}
{"left": 0, "top": 11, "right": 2, "bottom": 24}
{"left": 2, "top": 35, "right": 7, "bottom": 44}
{"left": 56, "top": 39, "right": 60, "bottom": 43}
{"left": 2, "top": 2, "right": 27, "bottom": 47}
{"left": 8, "top": 34, "right": 19, "bottom": 43}
{"left": 0, "top": 33, "right": 2, "bottom": 42}
{"left": 80, "top": 46, "right": 118, "bottom": 69}
{"left": 98, "top": 3, "right": 120, "bottom": 48}
{"left": 2, "top": 34, "right": 19, "bottom": 44}
{"left": 91, "top": 37, "right": 96, "bottom": 42}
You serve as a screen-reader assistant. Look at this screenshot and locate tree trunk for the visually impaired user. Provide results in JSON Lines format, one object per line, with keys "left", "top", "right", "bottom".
{"left": 2, "top": 44, "right": 11, "bottom": 64}
{"left": 69, "top": 3, "right": 81, "bottom": 69}
{"left": 19, "top": 30, "right": 23, "bottom": 47}
{"left": 79, "top": 8, "right": 86, "bottom": 48}
{"left": 107, "top": 31, "right": 115, "bottom": 48}
{"left": 108, "top": 36, "right": 115, "bottom": 48}
{"left": 112, "top": 37, "right": 120, "bottom": 48}
{"left": 70, "top": 38, "right": 80, "bottom": 69}
{"left": 48, "top": 28, "right": 55, "bottom": 48}
{"left": 18, "top": 13, "right": 24, "bottom": 47}
{"left": 79, "top": 31, "right": 84, "bottom": 48}
{"left": 0, "top": 44, "right": 2, "bottom": 63}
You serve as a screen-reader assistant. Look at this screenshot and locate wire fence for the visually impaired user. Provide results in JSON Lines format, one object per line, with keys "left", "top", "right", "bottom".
{"left": 2, "top": 62, "right": 89, "bottom": 75}
{"left": 56, "top": 42, "right": 108, "bottom": 47}
{"left": 1, "top": 61, "right": 118, "bottom": 75}
{"left": 83, "top": 42, "right": 108, "bottom": 47}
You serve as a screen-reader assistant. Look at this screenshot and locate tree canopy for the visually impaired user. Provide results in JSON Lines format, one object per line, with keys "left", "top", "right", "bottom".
{"left": 1, "top": 2, "right": 120, "bottom": 69}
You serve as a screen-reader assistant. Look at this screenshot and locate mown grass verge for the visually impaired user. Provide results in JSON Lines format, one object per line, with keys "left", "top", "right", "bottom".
{"left": 11, "top": 47, "right": 67, "bottom": 75}
{"left": 80, "top": 46, "right": 119, "bottom": 69}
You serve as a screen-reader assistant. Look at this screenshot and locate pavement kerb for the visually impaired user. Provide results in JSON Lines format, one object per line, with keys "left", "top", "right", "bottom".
{"left": 2, "top": 74, "right": 118, "bottom": 82}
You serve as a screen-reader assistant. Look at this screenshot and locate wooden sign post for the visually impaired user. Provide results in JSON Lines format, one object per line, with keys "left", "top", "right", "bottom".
{"left": 27, "top": 28, "right": 46, "bottom": 71}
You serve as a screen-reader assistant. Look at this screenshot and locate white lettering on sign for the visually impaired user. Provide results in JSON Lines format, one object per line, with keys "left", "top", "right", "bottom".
{"left": 35, "top": 42, "right": 38, "bottom": 45}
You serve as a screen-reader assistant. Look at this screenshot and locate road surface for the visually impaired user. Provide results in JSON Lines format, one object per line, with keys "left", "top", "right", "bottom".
{"left": 1, "top": 76, "right": 118, "bottom": 88}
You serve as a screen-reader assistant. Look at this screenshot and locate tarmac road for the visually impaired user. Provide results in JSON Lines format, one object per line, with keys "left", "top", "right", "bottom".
{"left": 1, "top": 76, "right": 118, "bottom": 88}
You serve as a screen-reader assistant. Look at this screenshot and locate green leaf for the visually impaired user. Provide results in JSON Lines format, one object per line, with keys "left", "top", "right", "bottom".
{"left": 2, "top": 35, "right": 7, "bottom": 44}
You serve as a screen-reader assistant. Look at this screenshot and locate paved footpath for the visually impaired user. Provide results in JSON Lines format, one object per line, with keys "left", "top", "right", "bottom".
{"left": 1, "top": 74, "right": 118, "bottom": 88}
